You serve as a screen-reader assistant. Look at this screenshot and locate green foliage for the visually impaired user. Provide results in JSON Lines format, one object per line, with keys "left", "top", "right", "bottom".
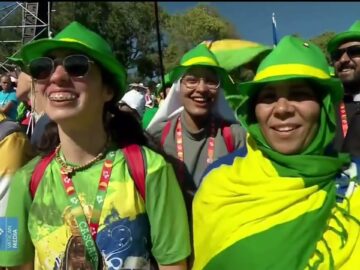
{"left": 50, "top": 2, "right": 238, "bottom": 82}
{"left": 0, "top": 4, "right": 23, "bottom": 67}
{"left": 163, "top": 4, "right": 239, "bottom": 72}
{"left": 309, "top": 32, "right": 336, "bottom": 62}
{"left": 0, "top": 2, "right": 340, "bottom": 85}
{"left": 51, "top": 2, "right": 168, "bottom": 82}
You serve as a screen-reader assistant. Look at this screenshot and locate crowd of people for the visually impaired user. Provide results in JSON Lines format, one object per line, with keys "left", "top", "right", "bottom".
{"left": 0, "top": 19, "right": 360, "bottom": 270}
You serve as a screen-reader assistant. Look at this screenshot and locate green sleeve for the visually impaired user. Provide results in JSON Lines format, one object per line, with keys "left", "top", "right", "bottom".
{"left": 144, "top": 147, "right": 191, "bottom": 264}
{"left": 0, "top": 158, "right": 39, "bottom": 266}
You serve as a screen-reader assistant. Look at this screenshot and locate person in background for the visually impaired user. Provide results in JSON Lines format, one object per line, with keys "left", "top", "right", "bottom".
{"left": 147, "top": 44, "right": 246, "bottom": 268}
{"left": 11, "top": 69, "right": 51, "bottom": 148}
{"left": 0, "top": 110, "right": 34, "bottom": 270}
{"left": 0, "top": 74, "right": 19, "bottom": 121}
{"left": 118, "top": 88, "right": 146, "bottom": 123}
{"left": 193, "top": 35, "right": 360, "bottom": 270}
{"left": 147, "top": 43, "right": 246, "bottom": 196}
{"left": 327, "top": 20, "right": 360, "bottom": 157}
{"left": 15, "top": 71, "right": 32, "bottom": 132}
{"left": 0, "top": 21, "right": 190, "bottom": 270}
{"left": 156, "top": 73, "right": 172, "bottom": 107}
{"left": 142, "top": 89, "right": 159, "bottom": 129}
{"left": 0, "top": 112, "right": 34, "bottom": 216}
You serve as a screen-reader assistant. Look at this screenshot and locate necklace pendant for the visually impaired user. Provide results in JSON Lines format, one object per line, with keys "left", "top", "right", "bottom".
{"left": 61, "top": 166, "right": 74, "bottom": 175}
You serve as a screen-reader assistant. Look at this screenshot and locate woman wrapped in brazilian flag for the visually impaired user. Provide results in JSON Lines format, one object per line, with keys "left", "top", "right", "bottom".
{"left": 192, "top": 35, "right": 360, "bottom": 270}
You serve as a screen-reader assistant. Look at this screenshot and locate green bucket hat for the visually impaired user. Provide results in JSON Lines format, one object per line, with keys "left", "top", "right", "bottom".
{"left": 327, "top": 20, "right": 360, "bottom": 55}
{"left": 169, "top": 43, "right": 236, "bottom": 95}
{"left": 236, "top": 35, "right": 343, "bottom": 124}
{"left": 20, "top": 21, "right": 127, "bottom": 96}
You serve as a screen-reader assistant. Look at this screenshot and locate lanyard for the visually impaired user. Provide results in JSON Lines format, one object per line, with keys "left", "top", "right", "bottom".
{"left": 175, "top": 116, "right": 217, "bottom": 165}
{"left": 60, "top": 150, "right": 116, "bottom": 270}
{"left": 340, "top": 101, "right": 348, "bottom": 138}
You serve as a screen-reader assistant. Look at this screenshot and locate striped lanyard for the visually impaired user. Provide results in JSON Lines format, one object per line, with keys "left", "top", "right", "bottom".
{"left": 340, "top": 101, "right": 348, "bottom": 138}
{"left": 60, "top": 150, "right": 116, "bottom": 270}
{"left": 175, "top": 116, "right": 216, "bottom": 165}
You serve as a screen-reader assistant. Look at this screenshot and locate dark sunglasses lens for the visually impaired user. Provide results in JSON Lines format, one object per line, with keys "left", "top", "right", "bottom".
{"left": 29, "top": 58, "right": 53, "bottom": 80}
{"left": 64, "top": 55, "right": 89, "bottom": 77}
{"left": 347, "top": 46, "right": 360, "bottom": 58}
{"left": 331, "top": 49, "right": 343, "bottom": 61}
{"left": 332, "top": 46, "right": 360, "bottom": 61}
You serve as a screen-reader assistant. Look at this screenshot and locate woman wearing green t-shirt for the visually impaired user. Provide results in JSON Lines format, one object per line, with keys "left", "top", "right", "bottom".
{"left": 0, "top": 21, "right": 190, "bottom": 270}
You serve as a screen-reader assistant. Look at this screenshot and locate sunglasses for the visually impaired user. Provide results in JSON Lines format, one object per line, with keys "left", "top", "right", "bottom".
{"left": 29, "top": 54, "right": 94, "bottom": 80}
{"left": 331, "top": 45, "right": 360, "bottom": 61}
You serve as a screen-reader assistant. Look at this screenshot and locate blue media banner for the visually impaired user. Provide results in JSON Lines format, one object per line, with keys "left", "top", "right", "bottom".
{"left": 0, "top": 217, "right": 18, "bottom": 251}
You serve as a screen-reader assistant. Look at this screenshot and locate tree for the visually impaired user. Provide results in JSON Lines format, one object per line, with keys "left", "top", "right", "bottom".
{"left": 163, "top": 4, "right": 239, "bottom": 72}
{"left": 51, "top": 2, "right": 169, "bottom": 82}
{"left": 0, "top": 4, "right": 23, "bottom": 65}
{"left": 309, "top": 32, "right": 336, "bottom": 62}
{"left": 49, "top": 3, "right": 239, "bottom": 82}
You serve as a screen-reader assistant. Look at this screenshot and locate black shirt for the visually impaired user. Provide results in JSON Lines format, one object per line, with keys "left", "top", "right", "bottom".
{"left": 333, "top": 95, "right": 360, "bottom": 157}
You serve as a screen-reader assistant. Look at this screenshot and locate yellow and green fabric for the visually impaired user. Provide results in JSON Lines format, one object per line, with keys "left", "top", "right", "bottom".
{"left": 169, "top": 43, "right": 236, "bottom": 96}
{"left": 0, "top": 113, "right": 33, "bottom": 216}
{"left": 193, "top": 36, "right": 360, "bottom": 270}
{"left": 202, "top": 39, "right": 271, "bottom": 72}
{"left": 0, "top": 146, "right": 190, "bottom": 268}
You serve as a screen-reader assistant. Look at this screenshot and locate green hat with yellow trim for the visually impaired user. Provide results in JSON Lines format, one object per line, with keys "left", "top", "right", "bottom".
{"left": 237, "top": 35, "right": 343, "bottom": 116}
{"left": 169, "top": 43, "right": 236, "bottom": 95}
{"left": 20, "top": 21, "right": 127, "bottom": 96}
{"left": 235, "top": 35, "right": 344, "bottom": 155}
{"left": 327, "top": 20, "right": 360, "bottom": 55}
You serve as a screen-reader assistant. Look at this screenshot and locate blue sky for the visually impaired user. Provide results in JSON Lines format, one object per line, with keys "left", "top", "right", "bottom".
{"left": 2, "top": 2, "right": 359, "bottom": 47}
{"left": 159, "top": 2, "right": 360, "bottom": 46}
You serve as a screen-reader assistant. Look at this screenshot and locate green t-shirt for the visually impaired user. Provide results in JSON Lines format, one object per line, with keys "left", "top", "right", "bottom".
{"left": 0, "top": 146, "right": 190, "bottom": 268}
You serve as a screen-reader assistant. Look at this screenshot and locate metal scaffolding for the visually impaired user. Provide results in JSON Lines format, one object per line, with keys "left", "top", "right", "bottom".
{"left": 0, "top": 2, "right": 51, "bottom": 73}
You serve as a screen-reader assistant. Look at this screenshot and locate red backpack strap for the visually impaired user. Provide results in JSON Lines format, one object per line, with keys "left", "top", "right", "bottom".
{"left": 30, "top": 151, "right": 56, "bottom": 199}
{"left": 221, "top": 121, "right": 235, "bottom": 153}
{"left": 160, "top": 120, "right": 172, "bottom": 147}
{"left": 122, "top": 144, "right": 146, "bottom": 201}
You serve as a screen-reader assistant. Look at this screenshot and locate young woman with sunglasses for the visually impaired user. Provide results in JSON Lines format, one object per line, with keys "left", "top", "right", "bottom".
{"left": 0, "top": 21, "right": 190, "bottom": 270}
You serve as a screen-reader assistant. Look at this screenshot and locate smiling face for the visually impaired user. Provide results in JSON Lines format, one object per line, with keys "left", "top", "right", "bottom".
{"left": 33, "top": 50, "right": 114, "bottom": 127}
{"left": 255, "top": 79, "right": 321, "bottom": 155}
{"left": 180, "top": 66, "right": 220, "bottom": 120}
{"left": 333, "top": 41, "right": 360, "bottom": 89}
